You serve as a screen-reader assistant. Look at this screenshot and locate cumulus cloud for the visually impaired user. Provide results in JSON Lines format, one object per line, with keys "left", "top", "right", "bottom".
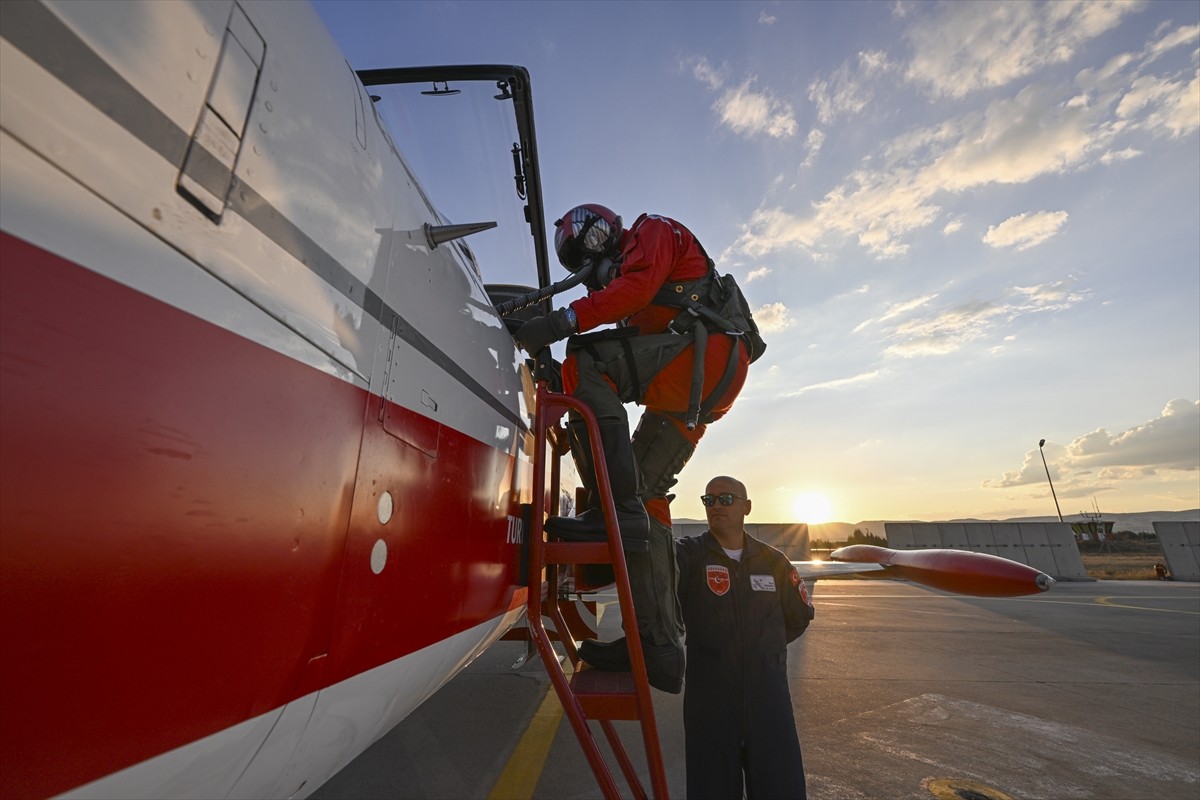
{"left": 746, "top": 267, "right": 771, "bottom": 282}
{"left": 1118, "top": 73, "right": 1200, "bottom": 138}
{"left": 684, "top": 56, "right": 798, "bottom": 139}
{"left": 942, "top": 217, "right": 964, "bottom": 235}
{"left": 903, "top": 1, "right": 1143, "bottom": 99}
{"left": 984, "top": 400, "right": 1200, "bottom": 489}
{"left": 753, "top": 301, "right": 796, "bottom": 332}
{"left": 809, "top": 50, "right": 894, "bottom": 124}
{"left": 1142, "top": 22, "right": 1199, "bottom": 66}
{"left": 727, "top": 12, "right": 1198, "bottom": 262}
{"left": 731, "top": 83, "right": 1095, "bottom": 258}
{"left": 801, "top": 128, "right": 826, "bottom": 168}
{"left": 1067, "top": 399, "right": 1200, "bottom": 470}
{"left": 731, "top": 76, "right": 1132, "bottom": 259}
{"left": 983, "top": 210, "right": 1069, "bottom": 251}
{"left": 714, "top": 79, "right": 798, "bottom": 138}
{"left": 758, "top": 10, "right": 776, "bottom": 26}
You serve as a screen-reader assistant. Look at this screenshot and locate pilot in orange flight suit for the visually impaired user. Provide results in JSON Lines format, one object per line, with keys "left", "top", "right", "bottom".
{"left": 516, "top": 203, "right": 756, "bottom": 693}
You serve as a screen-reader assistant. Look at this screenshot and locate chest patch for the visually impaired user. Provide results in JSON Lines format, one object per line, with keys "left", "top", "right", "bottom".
{"left": 706, "top": 564, "right": 730, "bottom": 596}
{"left": 750, "top": 574, "right": 776, "bottom": 592}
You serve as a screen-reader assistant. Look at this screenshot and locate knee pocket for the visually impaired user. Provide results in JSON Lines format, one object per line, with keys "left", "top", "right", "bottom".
{"left": 632, "top": 412, "right": 697, "bottom": 498}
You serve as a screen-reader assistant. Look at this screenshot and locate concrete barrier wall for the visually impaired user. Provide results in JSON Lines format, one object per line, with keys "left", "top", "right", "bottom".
{"left": 1016, "top": 523, "right": 1061, "bottom": 577}
{"left": 672, "top": 522, "right": 810, "bottom": 559}
{"left": 884, "top": 522, "right": 1090, "bottom": 580}
{"left": 679, "top": 519, "right": 1200, "bottom": 582}
{"left": 885, "top": 523, "right": 915, "bottom": 549}
{"left": 1153, "top": 521, "right": 1200, "bottom": 581}
{"left": 989, "top": 522, "right": 1028, "bottom": 564}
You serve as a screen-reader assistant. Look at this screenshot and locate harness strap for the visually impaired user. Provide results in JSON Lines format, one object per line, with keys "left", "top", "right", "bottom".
{"left": 686, "top": 322, "right": 707, "bottom": 429}
{"left": 698, "top": 336, "right": 742, "bottom": 423}
{"left": 618, "top": 335, "right": 642, "bottom": 402}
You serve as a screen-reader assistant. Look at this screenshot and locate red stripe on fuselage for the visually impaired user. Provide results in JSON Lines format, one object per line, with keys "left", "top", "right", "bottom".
{"left": 0, "top": 233, "right": 525, "bottom": 798}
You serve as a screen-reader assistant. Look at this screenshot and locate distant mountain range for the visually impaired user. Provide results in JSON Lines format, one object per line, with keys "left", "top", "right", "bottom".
{"left": 676, "top": 509, "right": 1199, "bottom": 539}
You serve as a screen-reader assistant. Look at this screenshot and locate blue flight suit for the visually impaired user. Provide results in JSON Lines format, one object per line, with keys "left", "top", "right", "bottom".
{"left": 676, "top": 530, "right": 814, "bottom": 799}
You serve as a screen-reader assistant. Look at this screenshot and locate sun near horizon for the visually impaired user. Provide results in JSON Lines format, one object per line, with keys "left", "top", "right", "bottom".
{"left": 791, "top": 491, "right": 834, "bottom": 524}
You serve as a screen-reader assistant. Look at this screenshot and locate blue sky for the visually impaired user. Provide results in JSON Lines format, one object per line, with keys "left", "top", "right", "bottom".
{"left": 314, "top": 0, "right": 1200, "bottom": 524}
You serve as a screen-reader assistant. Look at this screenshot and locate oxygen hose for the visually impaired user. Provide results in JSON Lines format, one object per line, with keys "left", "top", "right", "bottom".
{"left": 495, "top": 259, "right": 599, "bottom": 317}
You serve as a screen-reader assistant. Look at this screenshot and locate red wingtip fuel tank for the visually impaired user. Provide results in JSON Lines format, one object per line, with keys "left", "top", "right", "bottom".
{"left": 829, "top": 545, "right": 1056, "bottom": 597}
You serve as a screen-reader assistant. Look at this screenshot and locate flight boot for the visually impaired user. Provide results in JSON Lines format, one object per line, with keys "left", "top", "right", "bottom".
{"left": 579, "top": 636, "right": 683, "bottom": 694}
{"left": 545, "top": 420, "right": 649, "bottom": 550}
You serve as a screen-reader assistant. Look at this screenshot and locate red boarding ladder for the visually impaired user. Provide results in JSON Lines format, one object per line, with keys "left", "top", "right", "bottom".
{"left": 525, "top": 377, "right": 670, "bottom": 800}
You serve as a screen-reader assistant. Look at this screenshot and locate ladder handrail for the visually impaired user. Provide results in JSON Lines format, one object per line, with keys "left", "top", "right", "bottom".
{"left": 525, "top": 379, "right": 669, "bottom": 800}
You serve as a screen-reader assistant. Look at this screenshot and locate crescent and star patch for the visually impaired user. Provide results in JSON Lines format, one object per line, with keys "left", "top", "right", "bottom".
{"left": 792, "top": 567, "right": 814, "bottom": 607}
{"left": 706, "top": 564, "right": 730, "bottom": 596}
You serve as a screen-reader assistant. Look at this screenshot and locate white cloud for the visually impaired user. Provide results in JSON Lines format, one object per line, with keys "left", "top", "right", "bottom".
{"left": 982, "top": 210, "right": 1069, "bottom": 251}
{"left": 1143, "top": 22, "right": 1199, "bottom": 66}
{"left": 753, "top": 301, "right": 796, "bottom": 332}
{"left": 984, "top": 400, "right": 1200, "bottom": 488}
{"left": 1118, "top": 73, "right": 1200, "bottom": 138}
{"left": 884, "top": 301, "right": 1005, "bottom": 357}
{"left": 801, "top": 128, "right": 826, "bottom": 168}
{"left": 758, "top": 10, "right": 777, "bottom": 26}
{"left": 746, "top": 267, "right": 771, "bottom": 282}
{"left": 1067, "top": 399, "right": 1200, "bottom": 471}
{"left": 879, "top": 293, "right": 938, "bottom": 322}
{"left": 686, "top": 58, "right": 798, "bottom": 139}
{"left": 942, "top": 217, "right": 964, "bottom": 235}
{"left": 1009, "top": 280, "right": 1086, "bottom": 310}
{"left": 1099, "top": 146, "right": 1143, "bottom": 164}
{"left": 877, "top": 280, "right": 1085, "bottom": 358}
{"left": 787, "top": 370, "right": 881, "bottom": 396}
{"left": 982, "top": 443, "right": 1061, "bottom": 489}
{"left": 722, "top": 15, "right": 1195, "bottom": 262}
{"left": 903, "top": 1, "right": 1144, "bottom": 99}
{"left": 714, "top": 79, "right": 798, "bottom": 139}
{"left": 687, "top": 56, "right": 725, "bottom": 91}
{"left": 808, "top": 51, "right": 893, "bottom": 124}
{"left": 731, "top": 81, "right": 1109, "bottom": 260}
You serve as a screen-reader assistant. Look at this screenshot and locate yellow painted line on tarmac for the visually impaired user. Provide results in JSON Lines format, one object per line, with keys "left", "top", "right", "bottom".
{"left": 1094, "top": 596, "right": 1200, "bottom": 614}
{"left": 487, "top": 675, "right": 566, "bottom": 800}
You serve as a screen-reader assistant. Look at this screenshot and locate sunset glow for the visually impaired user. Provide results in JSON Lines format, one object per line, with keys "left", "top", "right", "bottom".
{"left": 792, "top": 492, "right": 834, "bottom": 525}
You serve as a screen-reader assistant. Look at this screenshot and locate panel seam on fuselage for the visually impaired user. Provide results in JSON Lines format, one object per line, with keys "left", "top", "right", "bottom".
{"left": 0, "top": 0, "right": 526, "bottom": 431}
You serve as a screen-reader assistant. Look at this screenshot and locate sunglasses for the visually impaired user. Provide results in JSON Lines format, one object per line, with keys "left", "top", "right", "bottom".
{"left": 701, "top": 493, "right": 746, "bottom": 507}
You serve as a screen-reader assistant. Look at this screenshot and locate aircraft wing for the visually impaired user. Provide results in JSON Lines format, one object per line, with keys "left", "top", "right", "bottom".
{"left": 791, "top": 560, "right": 887, "bottom": 578}
{"left": 795, "top": 545, "right": 1056, "bottom": 597}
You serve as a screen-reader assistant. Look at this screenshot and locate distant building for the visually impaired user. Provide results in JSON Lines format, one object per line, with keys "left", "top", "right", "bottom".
{"left": 1070, "top": 519, "right": 1114, "bottom": 542}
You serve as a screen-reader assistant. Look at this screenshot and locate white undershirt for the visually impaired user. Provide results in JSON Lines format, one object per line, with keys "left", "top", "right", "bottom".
{"left": 722, "top": 546, "right": 743, "bottom": 562}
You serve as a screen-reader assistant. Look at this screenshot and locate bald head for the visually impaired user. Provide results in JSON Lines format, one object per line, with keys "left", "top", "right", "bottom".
{"left": 704, "top": 475, "right": 751, "bottom": 547}
{"left": 705, "top": 475, "right": 747, "bottom": 498}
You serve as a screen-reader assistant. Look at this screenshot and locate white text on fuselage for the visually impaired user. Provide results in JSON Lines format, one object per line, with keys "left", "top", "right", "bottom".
{"left": 506, "top": 514, "right": 523, "bottom": 544}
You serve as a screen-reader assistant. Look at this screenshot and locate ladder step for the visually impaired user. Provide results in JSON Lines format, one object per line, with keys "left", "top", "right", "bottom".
{"left": 543, "top": 541, "right": 615, "bottom": 564}
{"left": 571, "top": 667, "right": 640, "bottom": 720}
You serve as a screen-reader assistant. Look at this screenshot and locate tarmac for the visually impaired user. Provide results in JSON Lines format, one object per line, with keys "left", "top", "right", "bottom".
{"left": 312, "top": 579, "right": 1200, "bottom": 800}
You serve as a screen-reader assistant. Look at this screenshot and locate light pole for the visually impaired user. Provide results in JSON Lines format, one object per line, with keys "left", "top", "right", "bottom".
{"left": 1038, "top": 438, "right": 1063, "bottom": 523}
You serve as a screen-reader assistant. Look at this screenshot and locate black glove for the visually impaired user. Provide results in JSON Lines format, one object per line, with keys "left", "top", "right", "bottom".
{"left": 516, "top": 308, "right": 575, "bottom": 353}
